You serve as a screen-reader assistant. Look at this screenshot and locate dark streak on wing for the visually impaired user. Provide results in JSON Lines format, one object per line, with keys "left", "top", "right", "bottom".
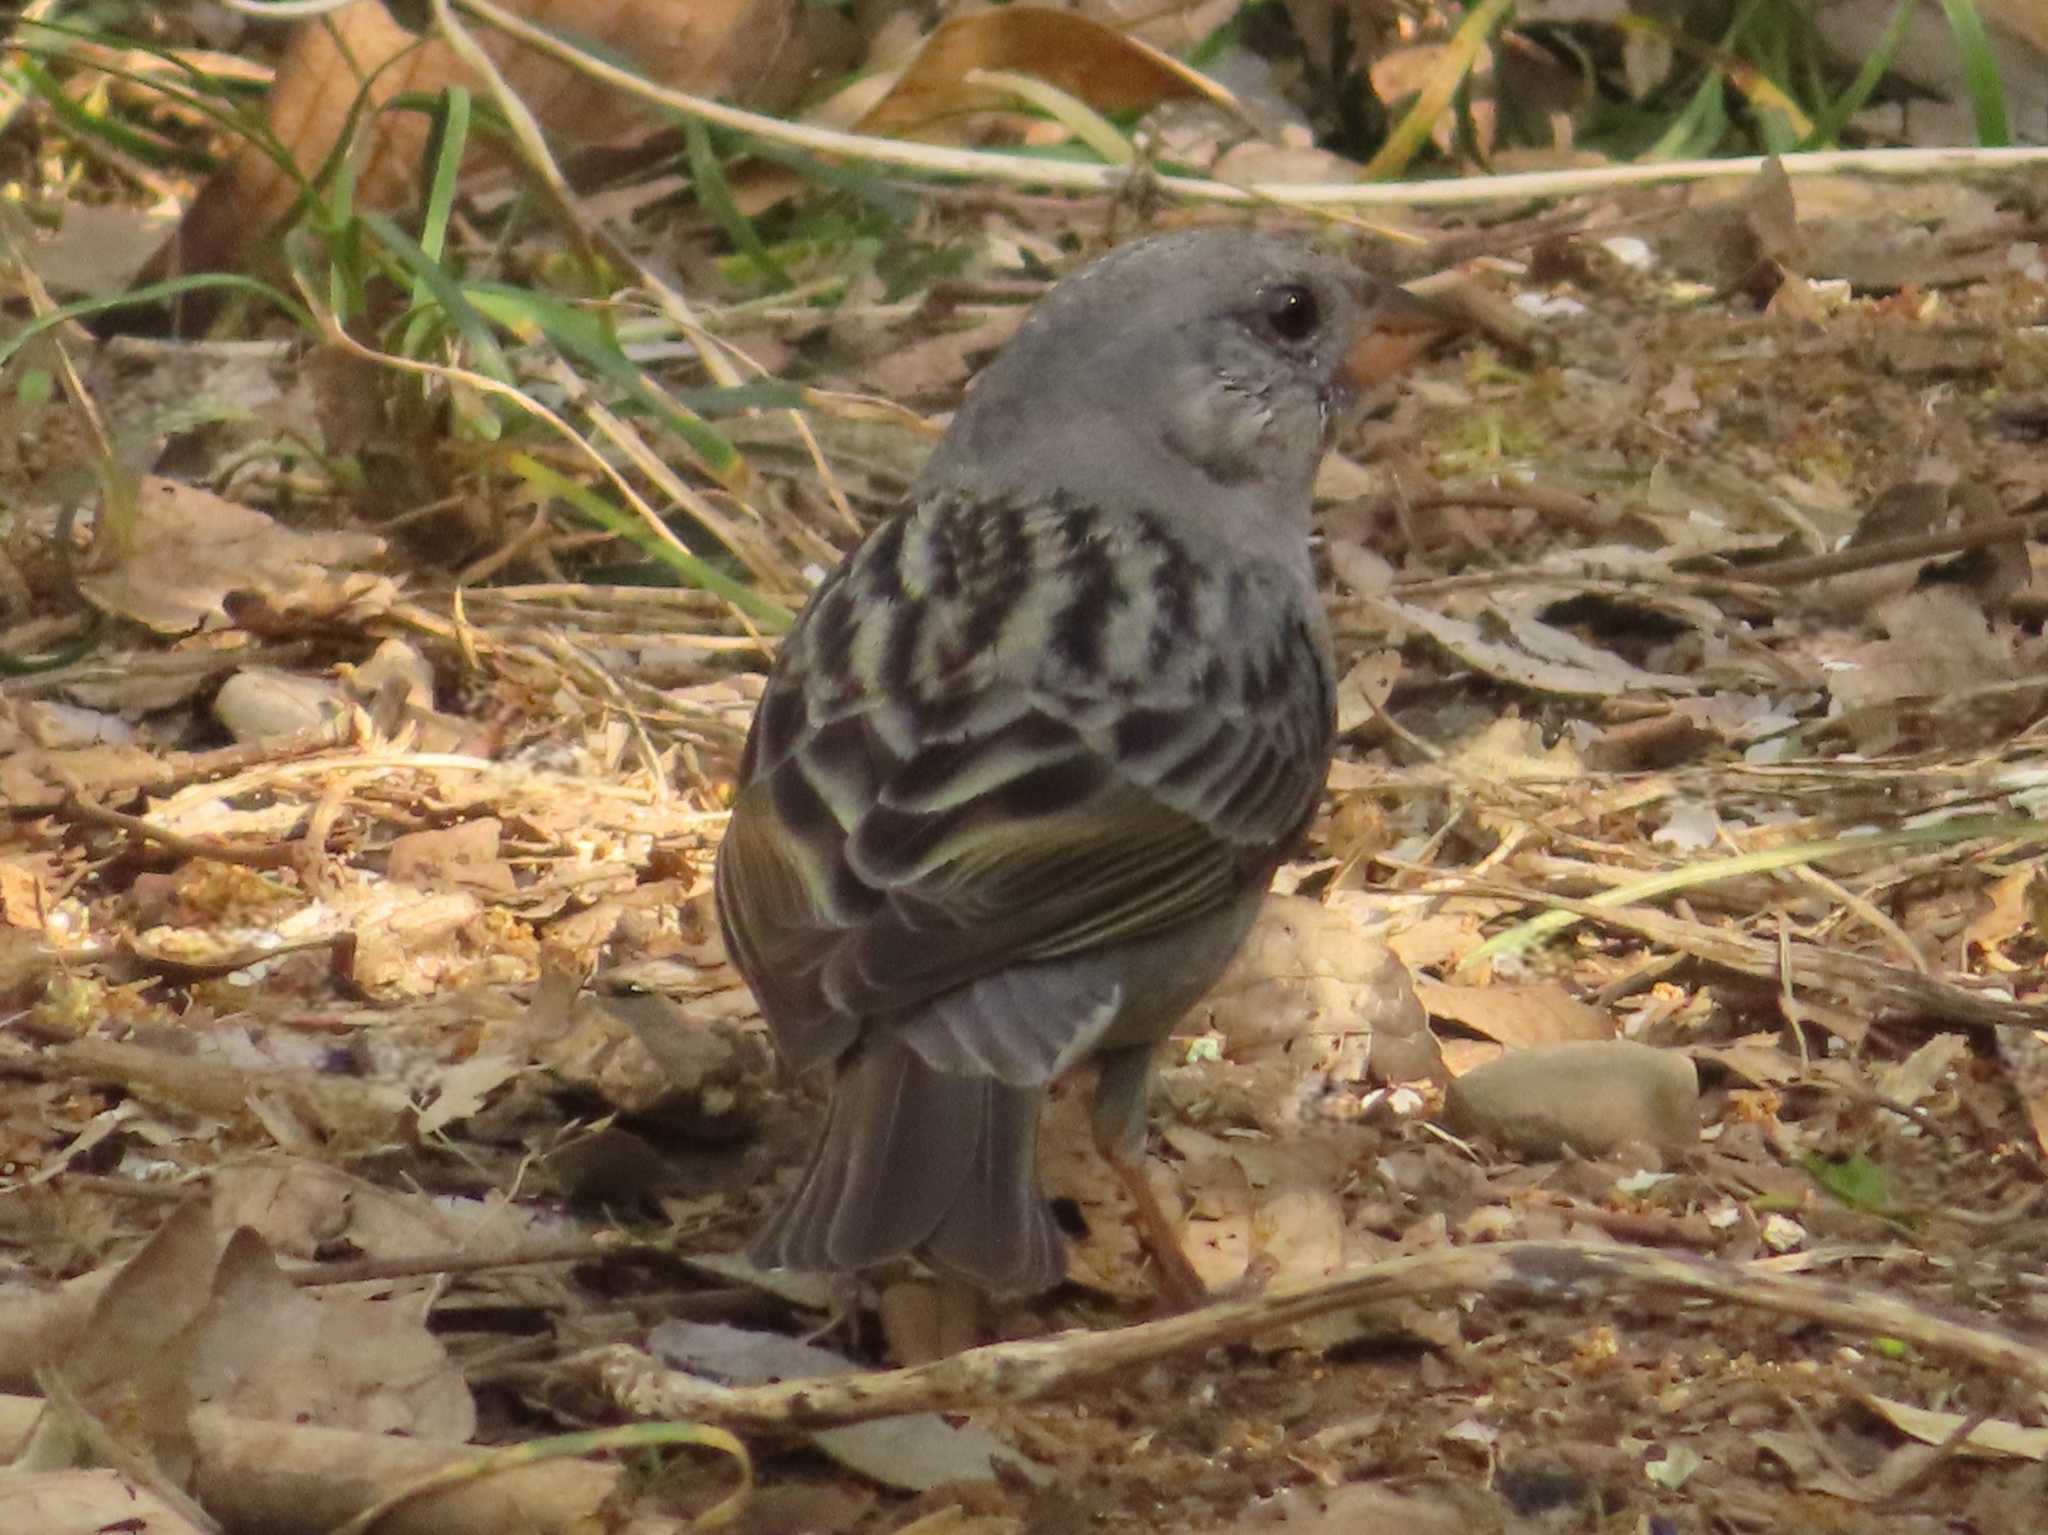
{"left": 718, "top": 490, "right": 1334, "bottom": 1074}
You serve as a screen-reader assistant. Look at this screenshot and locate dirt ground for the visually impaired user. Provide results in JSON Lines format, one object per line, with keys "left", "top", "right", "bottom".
{"left": 6, "top": 107, "right": 2048, "bottom": 1533}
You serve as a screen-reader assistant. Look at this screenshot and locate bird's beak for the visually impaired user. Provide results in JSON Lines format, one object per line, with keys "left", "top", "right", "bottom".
{"left": 1343, "top": 285, "right": 1459, "bottom": 391}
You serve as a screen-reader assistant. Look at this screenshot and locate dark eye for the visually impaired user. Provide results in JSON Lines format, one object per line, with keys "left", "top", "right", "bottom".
{"left": 1262, "top": 283, "right": 1321, "bottom": 343}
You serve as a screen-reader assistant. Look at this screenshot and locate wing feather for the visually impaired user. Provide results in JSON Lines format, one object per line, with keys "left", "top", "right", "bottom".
{"left": 715, "top": 495, "right": 1333, "bottom": 1076}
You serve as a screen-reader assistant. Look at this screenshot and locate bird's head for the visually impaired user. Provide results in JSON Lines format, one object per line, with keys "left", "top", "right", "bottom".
{"left": 913, "top": 228, "right": 1447, "bottom": 541}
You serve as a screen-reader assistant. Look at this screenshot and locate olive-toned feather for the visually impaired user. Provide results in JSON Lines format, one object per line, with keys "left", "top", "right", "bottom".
{"left": 718, "top": 490, "right": 1333, "bottom": 1073}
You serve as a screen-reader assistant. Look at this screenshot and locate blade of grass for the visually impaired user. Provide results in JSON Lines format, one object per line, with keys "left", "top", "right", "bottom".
{"left": 362, "top": 210, "right": 513, "bottom": 380}
{"left": 403, "top": 84, "right": 471, "bottom": 353}
{"left": 1721, "top": 57, "right": 1811, "bottom": 152}
{"left": 1938, "top": 0, "right": 2010, "bottom": 146}
{"left": 389, "top": 92, "right": 470, "bottom": 363}
{"left": 1703, "top": 0, "right": 1813, "bottom": 149}
{"left": 963, "top": 66, "right": 1137, "bottom": 166}
{"left": 1804, "top": 0, "right": 1919, "bottom": 148}
{"left": 683, "top": 116, "right": 791, "bottom": 291}
{"left": 1642, "top": 66, "right": 1728, "bottom": 160}
{"left": 741, "top": 139, "right": 920, "bottom": 224}
{"left": 1359, "top": 0, "right": 1514, "bottom": 179}
{"left": 0, "top": 274, "right": 316, "bottom": 368}
{"left": 1458, "top": 815, "right": 2040, "bottom": 974}
{"left": 10, "top": 51, "right": 218, "bottom": 170}
{"left": 464, "top": 283, "right": 748, "bottom": 485}
{"left": 504, "top": 452, "right": 793, "bottom": 630}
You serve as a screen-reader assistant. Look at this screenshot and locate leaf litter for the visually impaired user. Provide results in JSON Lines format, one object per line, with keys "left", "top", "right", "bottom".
{"left": 7, "top": 21, "right": 2048, "bottom": 1533}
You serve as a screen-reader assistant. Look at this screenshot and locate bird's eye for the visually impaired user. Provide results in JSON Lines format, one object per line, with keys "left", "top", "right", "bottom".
{"left": 1262, "top": 283, "right": 1321, "bottom": 343}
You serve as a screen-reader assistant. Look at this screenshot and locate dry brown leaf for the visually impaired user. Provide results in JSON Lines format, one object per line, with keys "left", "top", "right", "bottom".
{"left": 345, "top": 887, "right": 493, "bottom": 997}
{"left": 80, "top": 478, "right": 388, "bottom": 635}
{"left": 151, "top": 0, "right": 860, "bottom": 279}
{"left": 1374, "top": 593, "right": 1699, "bottom": 697}
{"left": 1689, "top": 1033, "right": 1807, "bottom": 1086}
{"left": 387, "top": 818, "right": 518, "bottom": 897}
{"left": 1416, "top": 979, "right": 1614, "bottom": 1051}
{"left": 1965, "top": 867, "right": 2048, "bottom": 967}
{"left": 857, "top": 7, "right": 1239, "bottom": 142}
{"left": 28, "top": 1199, "right": 472, "bottom": 1464}
{"left": 1825, "top": 587, "right": 2023, "bottom": 713}
{"left": 1041, "top": 1082, "right": 1148, "bottom": 1297}
{"left": 414, "top": 1053, "right": 526, "bottom": 1137}
{"left": 0, "top": 862, "right": 50, "bottom": 931}
{"left": 1334, "top": 650, "right": 1401, "bottom": 734}
{"left": 1199, "top": 894, "right": 1430, "bottom": 1068}
{"left": 1861, "top": 1393, "right": 2048, "bottom": 1460}
{"left": 1253, "top": 1187, "right": 1348, "bottom": 1284}
{"left": 1996, "top": 1026, "right": 2048, "bottom": 1159}
{"left": 187, "top": 1228, "right": 474, "bottom": 1440}
{"left": 0, "top": 742, "right": 183, "bottom": 813}
{"left": 0, "top": 1472, "right": 202, "bottom": 1535}
{"left": 1872, "top": 1032, "right": 1969, "bottom": 1107}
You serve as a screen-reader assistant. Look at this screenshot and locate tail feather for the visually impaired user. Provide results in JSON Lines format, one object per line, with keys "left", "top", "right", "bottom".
{"left": 750, "top": 1043, "right": 1065, "bottom": 1293}
{"left": 924, "top": 1075, "right": 1066, "bottom": 1294}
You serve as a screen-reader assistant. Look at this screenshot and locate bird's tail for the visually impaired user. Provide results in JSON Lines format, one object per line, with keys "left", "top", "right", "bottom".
{"left": 749, "top": 1042, "right": 1066, "bottom": 1295}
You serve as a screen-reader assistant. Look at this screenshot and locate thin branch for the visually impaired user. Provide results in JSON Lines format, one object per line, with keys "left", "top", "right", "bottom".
{"left": 592, "top": 1239, "right": 2048, "bottom": 1432}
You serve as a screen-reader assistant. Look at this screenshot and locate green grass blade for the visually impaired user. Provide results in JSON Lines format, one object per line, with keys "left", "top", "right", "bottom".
{"left": 1939, "top": 0, "right": 2010, "bottom": 145}
{"left": 1459, "top": 815, "right": 2042, "bottom": 973}
{"left": 1643, "top": 67, "right": 1727, "bottom": 159}
{"left": 464, "top": 283, "right": 747, "bottom": 484}
{"left": 0, "top": 275, "right": 316, "bottom": 369}
{"left": 11, "top": 52, "right": 217, "bottom": 170}
{"left": 741, "top": 140, "right": 920, "bottom": 224}
{"left": 684, "top": 117, "right": 792, "bottom": 291}
{"left": 361, "top": 211, "right": 514, "bottom": 382}
{"left": 16, "top": 21, "right": 319, "bottom": 211}
{"left": 1360, "top": 0, "right": 1514, "bottom": 178}
{"left": 401, "top": 86, "right": 473, "bottom": 357}
{"left": 1804, "top": 0, "right": 1919, "bottom": 148}
{"left": 416, "top": 87, "right": 469, "bottom": 272}
{"left": 505, "top": 452, "right": 793, "bottom": 630}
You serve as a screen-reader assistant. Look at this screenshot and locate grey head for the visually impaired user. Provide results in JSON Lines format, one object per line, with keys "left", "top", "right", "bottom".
{"left": 912, "top": 227, "right": 1425, "bottom": 564}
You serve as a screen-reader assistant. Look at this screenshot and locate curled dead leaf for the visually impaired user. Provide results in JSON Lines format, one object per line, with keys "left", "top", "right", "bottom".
{"left": 80, "top": 478, "right": 388, "bottom": 635}
{"left": 146, "top": 0, "right": 861, "bottom": 282}
{"left": 857, "top": 7, "right": 1243, "bottom": 142}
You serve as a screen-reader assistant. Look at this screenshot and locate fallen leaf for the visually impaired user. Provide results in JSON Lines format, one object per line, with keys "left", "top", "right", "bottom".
{"left": 1861, "top": 1393, "right": 2048, "bottom": 1460}
{"left": 857, "top": 7, "right": 1240, "bottom": 142}
{"left": 80, "top": 478, "right": 388, "bottom": 634}
{"left": 1373, "top": 593, "right": 1699, "bottom": 696}
{"left": 1416, "top": 979, "right": 1614, "bottom": 1050}
{"left": 147, "top": 0, "right": 859, "bottom": 281}
{"left": 648, "top": 1320, "right": 1043, "bottom": 1491}
{"left": 415, "top": 1054, "right": 525, "bottom": 1137}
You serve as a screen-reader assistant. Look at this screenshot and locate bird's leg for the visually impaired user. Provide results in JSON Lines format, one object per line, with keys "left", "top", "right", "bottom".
{"left": 1092, "top": 1046, "right": 1209, "bottom": 1311}
{"left": 802, "top": 1271, "right": 870, "bottom": 1352}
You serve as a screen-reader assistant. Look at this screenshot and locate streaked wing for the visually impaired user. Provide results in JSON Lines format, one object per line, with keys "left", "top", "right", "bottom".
{"left": 715, "top": 492, "right": 1333, "bottom": 1075}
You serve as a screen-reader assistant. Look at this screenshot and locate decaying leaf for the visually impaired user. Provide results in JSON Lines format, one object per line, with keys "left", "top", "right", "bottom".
{"left": 1415, "top": 979, "right": 1614, "bottom": 1050}
{"left": 147, "top": 0, "right": 861, "bottom": 279}
{"left": 1199, "top": 894, "right": 1437, "bottom": 1083}
{"left": 1370, "top": 592, "right": 1700, "bottom": 697}
{"left": 856, "top": 7, "right": 1243, "bottom": 142}
{"left": 79, "top": 478, "right": 389, "bottom": 635}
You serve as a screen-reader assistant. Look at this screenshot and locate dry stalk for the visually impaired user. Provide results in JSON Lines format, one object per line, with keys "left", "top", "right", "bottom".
{"left": 592, "top": 1239, "right": 2048, "bottom": 1431}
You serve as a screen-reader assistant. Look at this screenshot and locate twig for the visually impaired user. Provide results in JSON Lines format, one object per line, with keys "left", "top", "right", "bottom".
{"left": 1460, "top": 878, "right": 2048, "bottom": 1030}
{"left": 591, "top": 1239, "right": 2048, "bottom": 1431}
{"left": 60, "top": 794, "right": 305, "bottom": 870}
{"left": 1354, "top": 480, "right": 1614, "bottom": 536}
{"left": 288, "top": 1233, "right": 663, "bottom": 1287}
{"left": 1731, "top": 501, "right": 2048, "bottom": 587}
{"left": 449, "top": 0, "right": 2048, "bottom": 210}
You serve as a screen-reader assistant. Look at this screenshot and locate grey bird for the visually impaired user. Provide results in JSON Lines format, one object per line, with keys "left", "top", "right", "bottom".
{"left": 716, "top": 227, "right": 1443, "bottom": 1299}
